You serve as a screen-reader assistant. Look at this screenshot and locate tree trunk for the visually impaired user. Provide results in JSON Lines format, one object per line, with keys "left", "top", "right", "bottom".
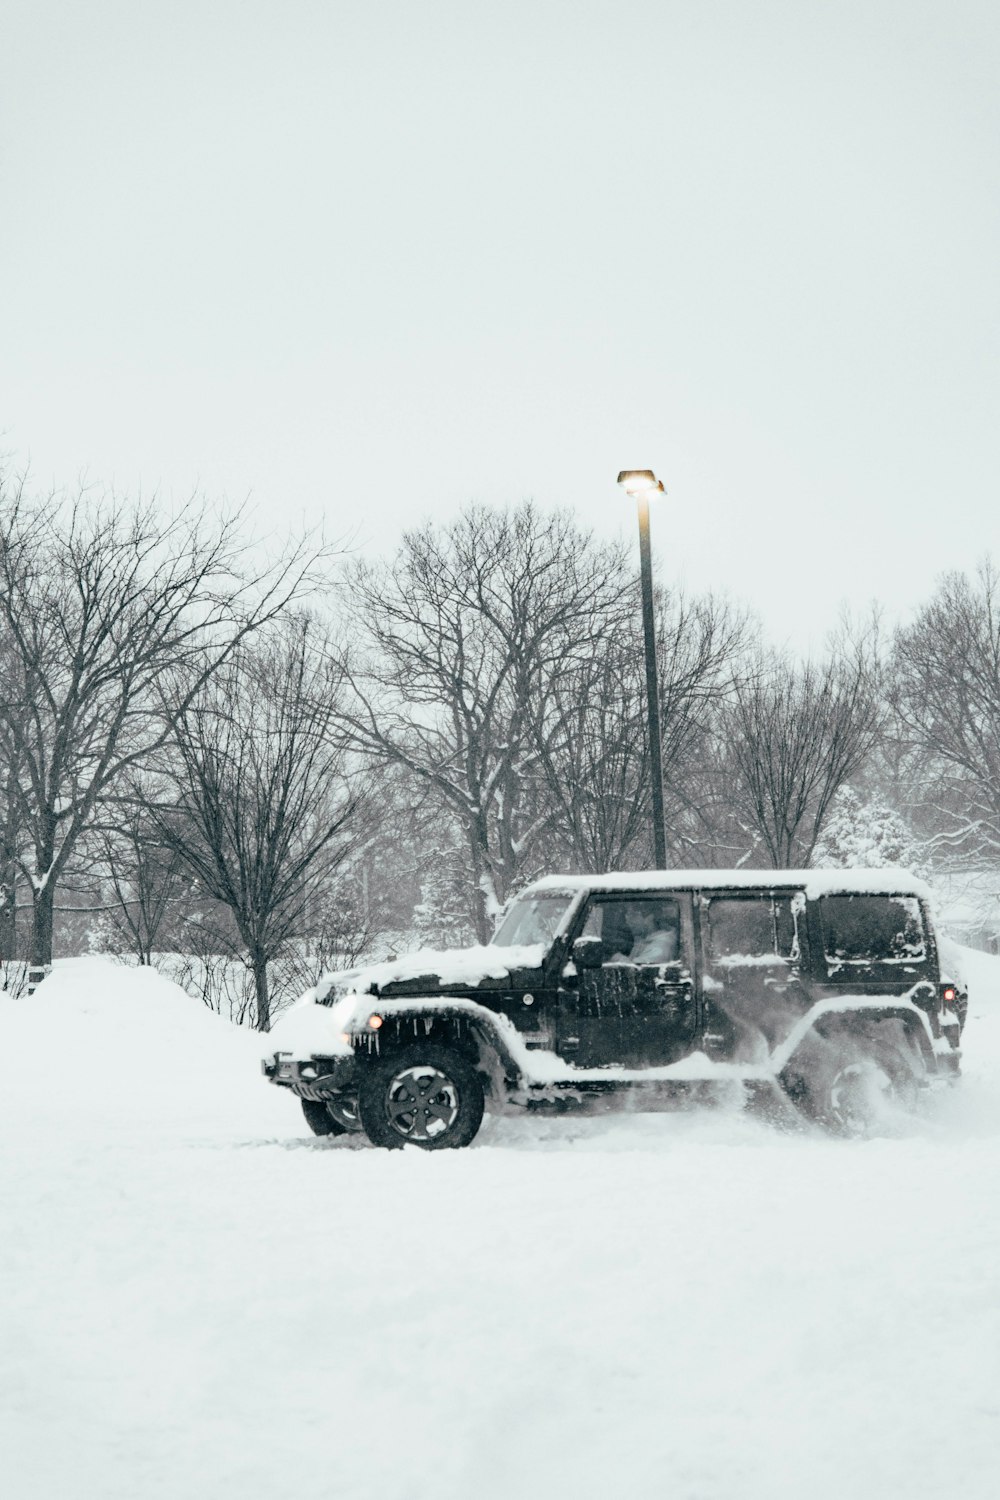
{"left": 251, "top": 949, "right": 271, "bottom": 1032}
{"left": 0, "top": 864, "right": 16, "bottom": 962}
{"left": 28, "top": 877, "right": 56, "bottom": 987}
{"left": 465, "top": 817, "right": 491, "bottom": 945}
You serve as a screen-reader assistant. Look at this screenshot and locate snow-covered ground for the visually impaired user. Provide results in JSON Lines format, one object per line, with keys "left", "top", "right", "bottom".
{"left": 3, "top": 953, "right": 999, "bottom": 1500}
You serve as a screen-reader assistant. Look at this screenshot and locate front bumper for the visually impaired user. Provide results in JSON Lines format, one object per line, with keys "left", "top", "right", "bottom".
{"left": 262, "top": 1051, "right": 357, "bottom": 1101}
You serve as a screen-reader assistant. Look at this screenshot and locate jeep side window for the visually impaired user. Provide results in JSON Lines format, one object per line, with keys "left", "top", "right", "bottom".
{"left": 707, "top": 895, "right": 799, "bottom": 963}
{"left": 579, "top": 898, "right": 681, "bottom": 965}
{"left": 819, "top": 895, "right": 926, "bottom": 964}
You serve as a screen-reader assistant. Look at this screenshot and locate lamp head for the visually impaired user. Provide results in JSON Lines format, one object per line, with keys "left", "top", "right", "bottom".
{"left": 617, "top": 469, "right": 665, "bottom": 497}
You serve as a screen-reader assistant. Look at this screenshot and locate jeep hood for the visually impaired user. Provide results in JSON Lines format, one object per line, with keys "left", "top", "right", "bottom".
{"left": 314, "top": 942, "right": 547, "bottom": 1005}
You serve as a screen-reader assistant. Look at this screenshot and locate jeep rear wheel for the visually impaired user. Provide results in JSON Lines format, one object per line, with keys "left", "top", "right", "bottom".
{"left": 787, "top": 1032, "right": 926, "bottom": 1137}
{"left": 358, "top": 1045, "right": 485, "bottom": 1150}
{"left": 826, "top": 1054, "right": 896, "bottom": 1135}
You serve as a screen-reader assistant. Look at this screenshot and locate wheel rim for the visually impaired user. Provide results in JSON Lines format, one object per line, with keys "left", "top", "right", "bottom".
{"left": 829, "top": 1060, "right": 893, "bottom": 1133}
{"left": 328, "top": 1095, "right": 359, "bottom": 1131}
{"left": 385, "top": 1065, "right": 460, "bottom": 1142}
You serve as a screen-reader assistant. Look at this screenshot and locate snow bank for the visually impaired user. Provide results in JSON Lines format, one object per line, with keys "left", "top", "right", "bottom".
{"left": 0, "top": 956, "right": 292, "bottom": 1140}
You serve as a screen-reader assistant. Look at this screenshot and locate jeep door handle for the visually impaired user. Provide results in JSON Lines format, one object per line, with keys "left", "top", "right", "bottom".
{"left": 654, "top": 976, "right": 692, "bottom": 993}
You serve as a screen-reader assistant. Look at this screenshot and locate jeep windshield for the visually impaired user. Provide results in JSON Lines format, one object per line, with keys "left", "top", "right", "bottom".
{"left": 492, "top": 892, "right": 573, "bottom": 947}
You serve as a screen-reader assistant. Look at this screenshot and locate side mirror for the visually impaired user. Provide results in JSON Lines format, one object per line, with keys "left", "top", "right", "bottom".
{"left": 572, "top": 936, "right": 607, "bottom": 969}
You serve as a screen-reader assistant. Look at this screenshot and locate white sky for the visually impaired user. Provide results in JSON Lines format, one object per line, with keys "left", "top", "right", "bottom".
{"left": 2, "top": 0, "right": 998, "bottom": 647}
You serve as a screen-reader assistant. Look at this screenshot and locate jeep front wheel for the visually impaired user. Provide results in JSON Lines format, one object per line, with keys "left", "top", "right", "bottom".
{"left": 358, "top": 1045, "right": 485, "bottom": 1150}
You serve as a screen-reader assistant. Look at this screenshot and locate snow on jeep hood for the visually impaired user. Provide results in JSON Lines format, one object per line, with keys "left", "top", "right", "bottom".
{"left": 266, "top": 990, "right": 358, "bottom": 1059}
{"left": 314, "top": 942, "right": 547, "bottom": 1004}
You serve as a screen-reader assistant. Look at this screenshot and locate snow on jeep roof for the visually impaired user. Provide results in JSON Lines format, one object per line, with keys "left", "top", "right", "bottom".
{"left": 527, "top": 868, "right": 933, "bottom": 900}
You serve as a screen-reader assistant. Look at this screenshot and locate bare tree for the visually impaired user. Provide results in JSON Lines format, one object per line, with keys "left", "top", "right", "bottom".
{"left": 534, "top": 590, "right": 752, "bottom": 871}
{"left": 0, "top": 613, "right": 24, "bottom": 961}
{"left": 722, "top": 639, "right": 883, "bottom": 867}
{"left": 339, "top": 503, "right": 633, "bottom": 940}
{"left": 532, "top": 623, "right": 648, "bottom": 871}
{"left": 98, "top": 793, "right": 188, "bottom": 965}
{"left": 152, "top": 616, "right": 366, "bottom": 1030}
{"left": 0, "top": 476, "right": 321, "bottom": 978}
{"left": 892, "top": 559, "right": 1000, "bottom": 859}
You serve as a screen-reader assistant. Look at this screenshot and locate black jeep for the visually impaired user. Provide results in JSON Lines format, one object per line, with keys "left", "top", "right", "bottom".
{"left": 262, "top": 869, "right": 964, "bottom": 1147}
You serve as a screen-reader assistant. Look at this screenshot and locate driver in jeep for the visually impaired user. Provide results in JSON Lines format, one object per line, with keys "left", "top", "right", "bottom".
{"left": 611, "top": 901, "right": 680, "bottom": 964}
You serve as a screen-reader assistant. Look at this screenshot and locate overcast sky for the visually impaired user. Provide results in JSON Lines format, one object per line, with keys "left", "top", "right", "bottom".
{"left": 2, "top": 0, "right": 998, "bottom": 647}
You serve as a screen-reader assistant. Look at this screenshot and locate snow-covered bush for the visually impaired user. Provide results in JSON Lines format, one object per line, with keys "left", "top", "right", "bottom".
{"left": 812, "top": 787, "right": 930, "bottom": 876}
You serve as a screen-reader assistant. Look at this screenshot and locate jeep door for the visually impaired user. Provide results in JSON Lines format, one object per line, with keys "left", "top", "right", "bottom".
{"left": 700, "top": 890, "right": 810, "bottom": 1059}
{"left": 557, "top": 893, "right": 698, "bottom": 1067}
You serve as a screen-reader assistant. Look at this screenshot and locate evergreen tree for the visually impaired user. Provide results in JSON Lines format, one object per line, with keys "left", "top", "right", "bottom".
{"left": 813, "top": 787, "right": 930, "bottom": 876}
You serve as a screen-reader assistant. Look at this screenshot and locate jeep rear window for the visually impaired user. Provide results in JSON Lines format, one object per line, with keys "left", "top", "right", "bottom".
{"left": 493, "top": 893, "right": 573, "bottom": 947}
{"left": 819, "top": 894, "right": 926, "bottom": 964}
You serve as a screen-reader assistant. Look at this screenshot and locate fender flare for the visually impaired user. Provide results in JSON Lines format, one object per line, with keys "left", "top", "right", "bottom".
{"left": 771, "top": 995, "right": 936, "bottom": 1079}
{"left": 348, "top": 994, "right": 530, "bottom": 1092}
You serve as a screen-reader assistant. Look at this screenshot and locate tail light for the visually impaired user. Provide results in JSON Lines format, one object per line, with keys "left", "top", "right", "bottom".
{"left": 942, "top": 985, "right": 957, "bottom": 1005}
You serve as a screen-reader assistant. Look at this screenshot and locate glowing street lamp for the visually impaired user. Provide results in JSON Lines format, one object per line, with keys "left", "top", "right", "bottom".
{"left": 617, "top": 470, "right": 667, "bottom": 869}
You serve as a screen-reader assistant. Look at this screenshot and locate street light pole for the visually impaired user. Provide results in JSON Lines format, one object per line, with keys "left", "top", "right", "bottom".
{"left": 618, "top": 470, "right": 667, "bottom": 870}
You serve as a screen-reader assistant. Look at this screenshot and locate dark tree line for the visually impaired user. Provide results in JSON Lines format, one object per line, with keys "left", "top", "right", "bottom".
{"left": 3, "top": 469, "right": 997, "bottom": 1026}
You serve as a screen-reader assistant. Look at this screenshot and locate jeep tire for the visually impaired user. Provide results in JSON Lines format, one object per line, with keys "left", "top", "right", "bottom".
{"left": 786, "top": 1029, "right": 926, "bottom": 1136}
{"left": 300, "top": 1097, "right": 350, "bottom": 1136}
{"left": 358, "top": 1044, "right": 485, "bottom": 1150}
